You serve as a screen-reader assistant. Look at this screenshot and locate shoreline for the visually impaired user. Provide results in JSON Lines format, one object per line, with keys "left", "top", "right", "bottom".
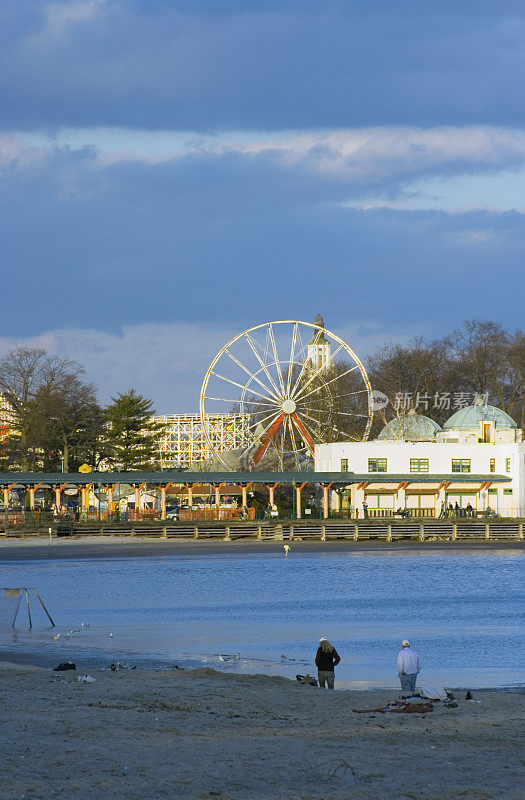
{"left": 0, "top": 661, "right": 523, "bottom": 799}
{"left": 1, "top": 536, "right": 524, "bottom": 560}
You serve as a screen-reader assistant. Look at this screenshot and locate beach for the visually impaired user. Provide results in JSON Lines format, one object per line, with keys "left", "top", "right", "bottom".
{"left": 1, "top": 661, "right": 523, "bottom": 800}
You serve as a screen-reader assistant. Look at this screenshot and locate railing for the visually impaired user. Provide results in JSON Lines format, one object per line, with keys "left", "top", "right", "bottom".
{"left": 0, "top": 520, "right": 523, "bottom": 541}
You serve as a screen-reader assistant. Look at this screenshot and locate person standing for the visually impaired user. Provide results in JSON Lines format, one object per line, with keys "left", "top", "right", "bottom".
{"left": 315, "top": 637, "right": 340, "bottom": 689}
{"left": 362, "top": 501, "right": 369, "bottom": 520}
{"left": 397, "top": 639, "right": 420, "bottom": 695}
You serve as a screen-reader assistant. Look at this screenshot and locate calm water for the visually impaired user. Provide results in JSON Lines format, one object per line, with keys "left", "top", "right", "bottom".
{"left": 1, "top": 549, "right": 523, "bottom": 688}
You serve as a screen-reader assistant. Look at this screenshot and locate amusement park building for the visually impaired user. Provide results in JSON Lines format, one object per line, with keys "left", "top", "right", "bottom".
{"left": 154, "top": 412, "right": 249, "bottom": 469}
{"left": 315, "top": 405, "right": 525, "bottom": 517}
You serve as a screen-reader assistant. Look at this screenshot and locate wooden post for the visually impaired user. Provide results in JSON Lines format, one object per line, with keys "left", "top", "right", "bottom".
{"left": 354, "top": 524, "right": 359, "bottom": 542}
{"left": 162, "top": 527, "right": 167, "bottom": 539}
{"left": 54, "top": 487, "right": 62, "bottom": 512}
{"left": 257, "top": 525, "right": 262, "bottom": 541}
{"left": 485, "top": 523, "right": 490, "bottom": 540}
{"left": 215, "top": 485, "right": 221, "bottom": 519}
{"left": 386, "top": 524, "right": 392, "bottom": 542}
{"left": 160, "top": 486, "right": 167, "bottom": 519}
{"left": 321, "top": 525, "right": 326, "bottom": 542}
{"left": 193, "top": 525, "right": 199, "bottom": 540}
{"left": 322, "top": 484, "right": 331, "bottom": 520}
{"left": 241, "top": 485, "right": 248, "bottom": 507}
{"left": 295, "top": 483, "right": 306, "bottom": 520}
{"left": 275, "top": 524, "right": 283, "bottom": 541}
{"left": 519, "top": 523, "right": 523, "bottom": 540}
{"left": 289, "top": 524, "right": 294, "bottom": 541}
{"left": 419, "top": 524, "right": 425, "bottom": 542}
{"left": 224, "top": 526, "right": 231, "bottom": 541}
{"left": 188, "top": 485, "right": 194, "bottom": 507}
{"left": 28, "top": 487, "right": 35, "bottom": 510}
{"left": 452, "top": 523, "right": 457, "bottom": 540}
{"left": 2, "top": 487, "right": 9, "bottom": 508}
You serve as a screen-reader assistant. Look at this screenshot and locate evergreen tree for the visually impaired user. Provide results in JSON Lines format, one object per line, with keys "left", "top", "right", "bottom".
{"left": 103, "top": 390, "right": 165, "bottom": 471}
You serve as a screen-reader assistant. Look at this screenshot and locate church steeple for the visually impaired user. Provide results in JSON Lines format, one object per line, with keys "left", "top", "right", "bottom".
{"left": 307, "top": 314, "right": 331, "bottom": 370}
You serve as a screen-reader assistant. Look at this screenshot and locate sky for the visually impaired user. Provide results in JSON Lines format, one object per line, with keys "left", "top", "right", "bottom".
{"left": 1, "top": 0, "right": 524, "bottom": 412}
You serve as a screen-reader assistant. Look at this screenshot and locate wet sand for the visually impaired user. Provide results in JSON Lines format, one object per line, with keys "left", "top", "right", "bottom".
{"left": 1, "top": 662, "right": 523, "bottom": 800}
{"left": 1, "top": 535, "right": 524, "bottom": 560}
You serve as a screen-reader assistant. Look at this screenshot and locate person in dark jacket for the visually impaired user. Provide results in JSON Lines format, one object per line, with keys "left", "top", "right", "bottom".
{"left": 315, "top": 637, "right": 340, "bottom": 689}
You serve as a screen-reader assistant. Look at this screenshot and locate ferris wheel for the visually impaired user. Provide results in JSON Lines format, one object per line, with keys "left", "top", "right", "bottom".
{"left": 199, "top": 319, "right": 374, "bottom": 471}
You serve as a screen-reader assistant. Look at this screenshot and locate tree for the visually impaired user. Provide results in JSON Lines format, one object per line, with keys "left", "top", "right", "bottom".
{"left": 103, "top": 390, "right": 165, "bottom": 471}
{"left": 0, "top": 348, "right": 99, "bottom": 471}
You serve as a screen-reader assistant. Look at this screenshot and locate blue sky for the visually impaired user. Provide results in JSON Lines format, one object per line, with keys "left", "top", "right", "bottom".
{"left": 1, "top": 0, "right": 524, "bottom": 411}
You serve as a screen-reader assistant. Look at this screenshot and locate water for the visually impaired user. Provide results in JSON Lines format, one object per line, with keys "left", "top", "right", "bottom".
{"left": 1, "top": 549, "right": 523, "bottom": 688}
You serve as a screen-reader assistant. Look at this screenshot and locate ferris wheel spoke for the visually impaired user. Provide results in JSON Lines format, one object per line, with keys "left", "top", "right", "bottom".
{"left": 291, "top": 414, "right": 318, "bottom": 453}
{"left": 286, "top": 322, "right": 299, "bottom": 396}
{"left": 287, "top": 416, "right": 301, "bottom": 470}
{"left": 291, "top": 342, "right": 346, "bottom": 400}
{"left": 268, "top": 323, "right": 286, "bottom": 395}
{"left": 250, "top": 407, "right": 284, "bottom": 431}
{"left": 204, "top": 394, "right": 273, "bottom": 409}
{"left": 245, "top": 333, "right": 282, "bottom": 398}
{"left": 331, "top": 410, "right": 370, "bottom": 418}
{"left": 287, "top": 328, "right": 323, "bottom": 400}
{"left": 294, "top": 411, "right": 326, "bottom": 443}
{"left": 223, "top": 348, "right": 280, "bottom": 402}
{"left": 210, "top": 371, "right": 276, "bottom": 403}
{"left": 294, "top": 365, "right": 361, "bottom": 403}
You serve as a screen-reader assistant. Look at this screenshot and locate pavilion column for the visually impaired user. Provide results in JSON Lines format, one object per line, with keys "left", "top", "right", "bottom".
{"left": 54, "top": 487, "right": 62, "bottom": 511}
{"left": 397, "top": 485, "right": 406, "bottom": 510}
{"left": 322, "top": 484, "right": 331, "bottom": 519}
{"left": 28, "top": 487, "right": 35, "bottom": 510}
{"left": 107, "top": 486, "right": 113, "bottom": 516}
{"left": 295, "top": 483, "right": 306, "bottom": 520}
{"left": 187, "top": 484, "right": 194, "bottom": 507}
{"left": 134, "top": 485, "right": 140, "bottom": 515}
{"left": 265, "top": 482, "right": 278, "bottom": 511}
{"left": 160, "top": 486, "right": 167, "bottom": 519}
{"left": 3, "top": 487, "right": 10, "bottom": 508}
{"left": 215, "top": 485, "right": 221, "bottom": 518}
{"left": 241, "top": 485, "right": 248, "bottom": 507}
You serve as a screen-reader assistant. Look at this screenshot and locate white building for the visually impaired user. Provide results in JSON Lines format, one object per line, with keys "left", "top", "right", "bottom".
{"left": 307, "top": 314, "right": 331, "bottom": 371}
{"left": 315, "top": 404, "right": 524, "bottom": 517}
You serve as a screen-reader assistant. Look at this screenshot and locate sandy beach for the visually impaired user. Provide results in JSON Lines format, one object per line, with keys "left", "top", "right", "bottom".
{"left": 1, "top": 536, "right": 524, "bottom": 561}
{"left": 1, "top": 662, "right": 523, "bottom": 800}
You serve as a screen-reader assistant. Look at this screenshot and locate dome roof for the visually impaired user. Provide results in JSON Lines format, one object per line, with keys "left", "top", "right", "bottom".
{"left": 444, "top": 404, "right": 518, "bottom": 430}
{"left": 377, "top": 412, "right": 442, "bottom": 441}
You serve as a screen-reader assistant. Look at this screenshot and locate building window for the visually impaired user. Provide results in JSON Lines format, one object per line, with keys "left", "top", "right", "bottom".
{"left": 489, "top": 458, "right": 495, "bottom": 473}
{"left": 505, "top": 458, "right": 511, "bottom": 472}
{"left": 340, "top": 458, "right": 348, "bottom": 472}
{"left": 488, "top": 488, "right": 497, "bottom": 495}
{"left": 410, "top": 458, "right": 429, "bottom": 473}
{"left": 368, "top": 458, "right": 387, "bottom": 473}
{"left": 503, "top": 488, "right": 513, "bottom": 495}
{"left": 452, "top": 459, "right": 471, "bottom": 473}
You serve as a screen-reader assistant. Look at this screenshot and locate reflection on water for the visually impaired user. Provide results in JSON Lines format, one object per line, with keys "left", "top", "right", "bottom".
{"left": 1, "top": 550, "right": 523, "bottom": 688}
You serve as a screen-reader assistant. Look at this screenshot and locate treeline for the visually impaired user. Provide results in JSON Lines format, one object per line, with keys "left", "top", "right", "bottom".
{"left": 368, "top": 320, "right": 524, "bottom": 434}
{"left": 0, "top": 320, "right": 523, "bottom": 473}
{"left": 0, "top": 349, "right": 164, "bottom": 473}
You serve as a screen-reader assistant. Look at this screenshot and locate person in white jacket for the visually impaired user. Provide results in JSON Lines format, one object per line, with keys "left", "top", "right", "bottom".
{"left": 397, "top": 639, "right": 420, "bottom": 695}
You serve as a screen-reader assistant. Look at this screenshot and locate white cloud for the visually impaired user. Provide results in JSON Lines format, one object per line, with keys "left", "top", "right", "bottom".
{"left": 43, "top": 0, "right": 106, "bottom": 37}
{"left": 6, "top": 126, "right": 525, "bottom": 210}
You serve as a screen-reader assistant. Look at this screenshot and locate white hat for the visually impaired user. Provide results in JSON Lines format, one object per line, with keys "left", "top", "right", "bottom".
{"left": 401, "top": 639, "right": 410, "bottom": 648}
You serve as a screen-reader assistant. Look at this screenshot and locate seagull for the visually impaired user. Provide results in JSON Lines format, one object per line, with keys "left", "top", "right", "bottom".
{"left": 109, "top": 633, "right": 113, "bottom": 638}
{"left": 53, "top": 634, "right": 61, "bottom": 641}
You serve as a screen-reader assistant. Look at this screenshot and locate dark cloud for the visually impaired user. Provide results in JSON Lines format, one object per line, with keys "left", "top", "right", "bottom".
{"left": 1, "top": 142, "right": 523, "bottom": 339}
{"left": 1, "top": 0, "right": 524, "bottom": 130}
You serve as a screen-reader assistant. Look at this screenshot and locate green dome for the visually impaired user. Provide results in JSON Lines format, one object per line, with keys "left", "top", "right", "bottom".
{"left": 443, "top": 404, "right": 517, "bottom": 431}
{"left": 377, "top": 412, "right": 441, "bottom": 441}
